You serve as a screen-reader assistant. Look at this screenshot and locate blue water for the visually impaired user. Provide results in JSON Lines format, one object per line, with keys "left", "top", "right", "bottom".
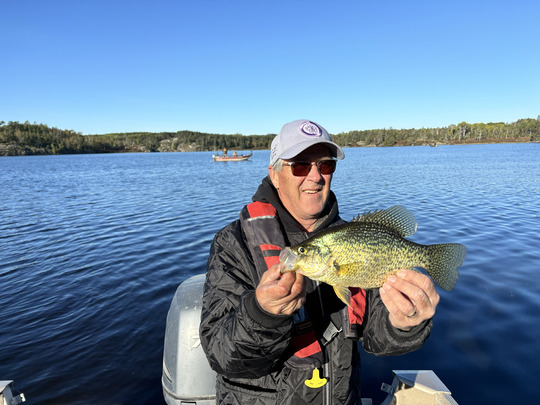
{"left": 1, "top": 144, "right": 539, "bottom": 404}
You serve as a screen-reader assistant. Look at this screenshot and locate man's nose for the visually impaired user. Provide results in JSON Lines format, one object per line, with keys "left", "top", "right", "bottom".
{"left": 305, "top": 162, "right": 324, "bottom": 180}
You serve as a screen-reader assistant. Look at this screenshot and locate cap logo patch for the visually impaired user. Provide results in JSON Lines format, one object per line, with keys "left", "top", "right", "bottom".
{"left": 300, "top": 121, "right": 322, "bottom": 137}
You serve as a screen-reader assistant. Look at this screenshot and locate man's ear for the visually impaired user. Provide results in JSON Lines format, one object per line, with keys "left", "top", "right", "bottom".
{"left": 268, "top": 165, "right": 279, "bottom": 189}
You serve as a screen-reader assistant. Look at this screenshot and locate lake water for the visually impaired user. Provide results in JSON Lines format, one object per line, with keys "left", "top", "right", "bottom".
{"left": 1, "top": 144, "right": 539, "bottom": 404}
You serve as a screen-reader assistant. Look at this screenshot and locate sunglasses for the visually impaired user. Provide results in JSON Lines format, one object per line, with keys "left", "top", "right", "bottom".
{"left": 282, "top": 159, "right": 337, "bottom": 177}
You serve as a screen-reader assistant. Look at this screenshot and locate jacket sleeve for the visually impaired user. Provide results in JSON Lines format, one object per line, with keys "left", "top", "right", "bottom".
{"left": 360, "top": 288, "right": 432, "bottom": 356}
{"left": 199, "top": 221, "right": 293, "bottom": 379}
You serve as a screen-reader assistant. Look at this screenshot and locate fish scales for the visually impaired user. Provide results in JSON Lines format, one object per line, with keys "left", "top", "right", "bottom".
{"left": 302, "top": 221, "right": 430, "bottom": 289}
{"left": 279, "top": 205, "right": 466, "bottom": 307}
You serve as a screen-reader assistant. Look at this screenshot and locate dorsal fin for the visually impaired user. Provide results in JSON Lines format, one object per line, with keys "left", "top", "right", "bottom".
{"left": 352, "top": 205, "right": 417, "bottom": 237}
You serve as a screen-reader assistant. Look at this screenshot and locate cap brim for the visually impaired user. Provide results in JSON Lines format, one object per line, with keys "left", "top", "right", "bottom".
{"left": 278, "top": 140, "right": 345, "bottom": 161}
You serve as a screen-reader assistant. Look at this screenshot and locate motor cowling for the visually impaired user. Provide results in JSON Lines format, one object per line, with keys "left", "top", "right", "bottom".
{"left": 162, "top": 274, "right": 216, "bottom": 405}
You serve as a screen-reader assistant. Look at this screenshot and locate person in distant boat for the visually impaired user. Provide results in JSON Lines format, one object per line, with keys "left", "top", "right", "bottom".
{"left": 233, "top": 151, "right": 238, "bottom": 156}
{"left": 223, "top": 148, "right": 227, "bottom": 156}
{"left": 200, "top": 119, "right": 439, "bottom": 405}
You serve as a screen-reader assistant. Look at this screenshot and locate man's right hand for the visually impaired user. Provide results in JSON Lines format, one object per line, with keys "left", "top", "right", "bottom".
{"left": 256, "top": 263, "right": 306, "bottom": 315}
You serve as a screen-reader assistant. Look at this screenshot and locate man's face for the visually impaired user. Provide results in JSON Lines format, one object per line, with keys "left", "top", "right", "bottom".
{"left": 269, "top": 144, "right": 334, "bottom": 231}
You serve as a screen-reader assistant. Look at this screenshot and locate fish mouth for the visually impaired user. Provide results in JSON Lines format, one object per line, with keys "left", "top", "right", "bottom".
{"left": 279, "top": 247, "right": 298, "bottom": 273}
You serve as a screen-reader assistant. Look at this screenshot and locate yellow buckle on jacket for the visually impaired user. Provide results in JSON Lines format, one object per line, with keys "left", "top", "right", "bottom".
{"left": 305, "top": 368, "right": 327, "bottom": 389}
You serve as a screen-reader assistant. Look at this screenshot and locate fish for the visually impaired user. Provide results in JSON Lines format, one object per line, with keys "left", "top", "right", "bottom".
{"left": 279, "top": 205, "right": 466, "bottom": 307}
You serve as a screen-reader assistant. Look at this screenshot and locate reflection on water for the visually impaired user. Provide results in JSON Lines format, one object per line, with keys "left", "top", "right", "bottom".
{"left": 1, "top": 144, "right": 539, "bottom": 403}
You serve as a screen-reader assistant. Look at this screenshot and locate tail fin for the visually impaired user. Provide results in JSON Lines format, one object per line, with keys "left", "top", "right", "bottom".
{"left": 426, "top": 243, "right": 466, "bottom": 291}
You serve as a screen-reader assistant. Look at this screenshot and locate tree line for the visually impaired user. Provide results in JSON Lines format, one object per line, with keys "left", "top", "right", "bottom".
{"left": 1, "top": 118, "right": 538, "bottom": 156}
{"left": 333, "top": 118, "right": 540, "bottom": 147}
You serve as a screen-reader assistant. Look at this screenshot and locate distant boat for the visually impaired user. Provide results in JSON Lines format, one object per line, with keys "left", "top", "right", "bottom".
{"left": 212, "top": 152, "right": 252, "bottom": 161}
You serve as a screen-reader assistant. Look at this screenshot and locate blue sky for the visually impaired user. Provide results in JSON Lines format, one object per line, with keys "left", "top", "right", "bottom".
{"left": 1, "top": 0, "right": 539, "bottom": 135}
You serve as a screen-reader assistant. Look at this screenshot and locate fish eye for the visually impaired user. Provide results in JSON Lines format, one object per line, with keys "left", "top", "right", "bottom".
{"left": 298, "top": 247, "right": 307, "bottom": 254}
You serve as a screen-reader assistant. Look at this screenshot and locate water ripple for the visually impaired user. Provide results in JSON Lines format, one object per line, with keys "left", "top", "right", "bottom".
{"left": 1, "top": 146, "right": 539, "bottom": 403}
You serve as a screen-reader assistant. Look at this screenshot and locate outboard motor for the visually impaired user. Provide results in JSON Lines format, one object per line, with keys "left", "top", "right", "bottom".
{"left": 162, "top": 274, "right": 216, "bottom": 405}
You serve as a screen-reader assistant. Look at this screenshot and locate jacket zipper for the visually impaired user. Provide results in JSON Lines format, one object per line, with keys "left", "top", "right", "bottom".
{"left": 305, "top": 229, "right": 332, "bottom": 404}
{"left": 316, "top": 281, "right": 332, "bottom": 405}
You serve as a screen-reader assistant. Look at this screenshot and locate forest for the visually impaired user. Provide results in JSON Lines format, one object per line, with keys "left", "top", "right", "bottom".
{"left": 0, "top": 118, "right": 538, "bottom": 156}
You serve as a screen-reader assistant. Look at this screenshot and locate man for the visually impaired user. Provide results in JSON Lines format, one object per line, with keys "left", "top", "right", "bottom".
{"left": 200, "top": 119, "right": 439, "bottom": 404}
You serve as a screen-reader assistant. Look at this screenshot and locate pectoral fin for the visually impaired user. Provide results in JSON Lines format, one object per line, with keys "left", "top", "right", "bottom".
{"left": 333, "top": 286, "right": 352, "bottom": 308}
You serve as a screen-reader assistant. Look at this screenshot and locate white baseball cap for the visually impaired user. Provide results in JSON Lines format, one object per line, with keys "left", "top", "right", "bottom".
{"left": 269, "top": 120, "right": 345, "bottom": 165}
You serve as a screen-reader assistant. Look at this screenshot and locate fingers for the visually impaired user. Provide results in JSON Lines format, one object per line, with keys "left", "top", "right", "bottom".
{"left": 256, "top": 264, "right": 306, "bottom": 315}
{"left": 380, "top": 269, "right": 440, "bottom": 330}
{"left": 261, "top": 262, "right": 284, "bottom": 281}
{"left": 262, "top": 263, "right": 302, "bottom": 294}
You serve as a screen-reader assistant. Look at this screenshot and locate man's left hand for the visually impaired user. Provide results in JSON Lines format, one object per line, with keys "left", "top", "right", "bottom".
{"left": 379, "top": 269, "right": 440, "bottom": 331}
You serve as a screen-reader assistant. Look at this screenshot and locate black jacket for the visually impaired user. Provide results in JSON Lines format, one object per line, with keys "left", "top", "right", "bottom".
{"left": 200, "top": 176, "right": 432, "bottom": 404}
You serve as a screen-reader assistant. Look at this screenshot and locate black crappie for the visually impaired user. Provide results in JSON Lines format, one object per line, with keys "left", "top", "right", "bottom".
{"left": 279, "top": 205, "right": 466, "bottom": 307}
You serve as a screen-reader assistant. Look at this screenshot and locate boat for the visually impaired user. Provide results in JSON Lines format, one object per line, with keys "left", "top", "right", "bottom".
{"left": 162, "top": 274, "right": 459, "bottom": 405}
{"left": 0, "top": 380, "right": 26, "bottom": 404}
{"left": 212, "top": 152, "right": 252, "bottom": 161}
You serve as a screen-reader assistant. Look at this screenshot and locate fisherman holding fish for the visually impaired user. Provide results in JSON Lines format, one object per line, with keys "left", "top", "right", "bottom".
{"left": 200, "top": 119, "right": 465, "bottom": 405}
